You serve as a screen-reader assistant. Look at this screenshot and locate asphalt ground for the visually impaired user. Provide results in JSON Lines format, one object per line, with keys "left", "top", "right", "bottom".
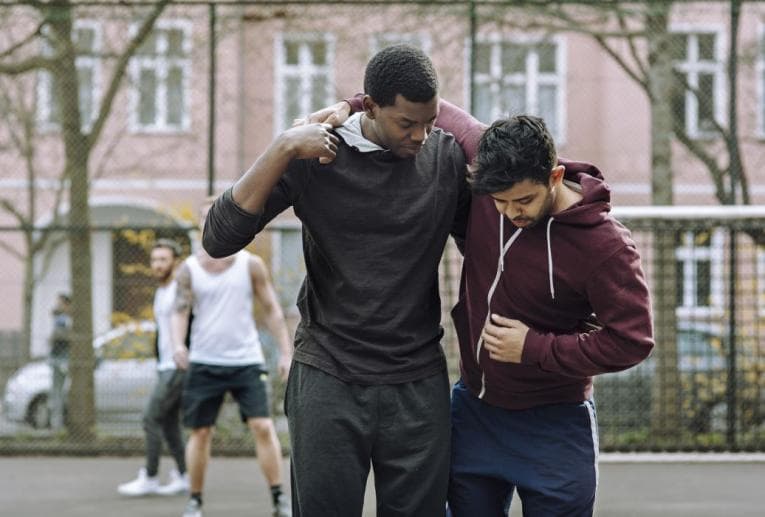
{"left": 1, "top": 454, "right": 764, "bottom": 516}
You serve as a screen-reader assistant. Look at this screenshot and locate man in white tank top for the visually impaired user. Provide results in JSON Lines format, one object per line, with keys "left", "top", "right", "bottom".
{"left": 118, "top": 239, "right": 189, "bottom": 497}
{"left": 171, "top": 201, "right": 292, "bottom": 517}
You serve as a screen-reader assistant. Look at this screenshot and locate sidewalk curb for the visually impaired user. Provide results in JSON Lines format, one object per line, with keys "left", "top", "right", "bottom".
{"left": 600, "top": 452, "right": 765, "bottom": 463}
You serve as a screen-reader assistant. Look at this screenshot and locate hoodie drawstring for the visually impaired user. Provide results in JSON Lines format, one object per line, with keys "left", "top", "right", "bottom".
{"left": 476, "top": 214, "right": 522, "bottom": 399}
{"left": 476, "top": 214, "right": 556, "bottom": 399}
{"left": 499, "top": 215, "right": 504, "bottom": 272}
{"left": 546, "top": 217, "right": 555, "bottom": 300}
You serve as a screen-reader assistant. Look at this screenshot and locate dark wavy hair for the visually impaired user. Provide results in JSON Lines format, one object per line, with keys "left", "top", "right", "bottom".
{"left": 364, "top": 44, "right": 438, "bottom": 107}
{"left": 470, "top": 115, "right": 557, "bottom": 195}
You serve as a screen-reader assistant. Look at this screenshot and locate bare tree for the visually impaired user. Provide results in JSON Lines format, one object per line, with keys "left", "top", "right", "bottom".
{"left": 0, "top": 76, "right": 69, "bottom": 366}
{"left": 0, "top": 0, "right": 171, "bottom": 439}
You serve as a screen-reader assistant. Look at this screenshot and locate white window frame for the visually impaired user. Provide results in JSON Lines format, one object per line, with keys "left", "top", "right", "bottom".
{"left": 37, "top": 20, "right": 102, "bottom": 132}
{"left": 466, "top": 34, "right": 567, "bottom": 145}
{"left": 369, "top": 32, "right": 432, "bottom": 56}
{"left": 757, "top": 22, "right": 765, "bottom": 138}
{"left": 669, "top": 23, "right": 726, "bottom": 140}
{"left": 274, "top": 33, "right": 335, "bottom": 135}
{"left": 128, "top": 19, "right": 192, "bottom": 134}
{"left": 758, "top": 246, "right": 765, "bottom": 317}
{"left": 675, "top": 229, "right": 724, "bottom": 319}
{"left": 269, "top": 220, "right": 304, "bottom": 317}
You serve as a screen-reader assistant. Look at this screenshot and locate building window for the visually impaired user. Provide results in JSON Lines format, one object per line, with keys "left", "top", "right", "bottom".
{"left": 271, "top": 225, "right": 305, "bottom": 317}
{"left": 670, "top": 28, "right": 725, "bottom": 139}
{"left": 275, "top": 33, "right": 334, "bottom": 134}
{"left": 369, "top": 32, "right": 431, "bottom": 55}
{"left": 470, "top": 37, "right": 565, "bottom": 143}
{"left": 130, "top": 20, "right": 191, "bottom": 133}
{"left": 675, "top": 229, "right": 724, "bottom": 319}
{"left": 37, "top": 21, "right": 101, "bottom": 132}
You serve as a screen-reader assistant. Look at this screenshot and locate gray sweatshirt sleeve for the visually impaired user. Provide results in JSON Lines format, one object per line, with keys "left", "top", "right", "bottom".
{"left": 203, "top": 160, "right": 311, "bottom": 258}
{"left": 202, "top": 188, "right": 263, "bottom": 258}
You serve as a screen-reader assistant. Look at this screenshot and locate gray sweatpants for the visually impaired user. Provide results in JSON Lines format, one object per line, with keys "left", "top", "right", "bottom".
{"left": 286, "top": 361, "right": 451, "bottom": 517}
{"left": 143, "top": 368, "right": 186, "bottom": 477}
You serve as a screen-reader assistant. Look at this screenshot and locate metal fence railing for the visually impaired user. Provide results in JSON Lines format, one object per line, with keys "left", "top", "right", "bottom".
{"left": 1, "top": 208, "right": 765, "bottom": 453}
{"left": 598, "top": 206, "right": 765, "bottom": 451}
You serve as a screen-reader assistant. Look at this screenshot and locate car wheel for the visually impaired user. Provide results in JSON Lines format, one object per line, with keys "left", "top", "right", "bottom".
{"left": 27, "top": 395, "right": 51, "bottom": 429}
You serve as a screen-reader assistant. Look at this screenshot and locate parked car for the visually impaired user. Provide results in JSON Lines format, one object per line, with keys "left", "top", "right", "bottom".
{"left": 2, "top": 320, "right": 157, "bottom": 429}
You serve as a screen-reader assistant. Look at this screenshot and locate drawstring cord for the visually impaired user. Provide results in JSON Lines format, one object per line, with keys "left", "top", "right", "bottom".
{"left": 546, "top": 217, "right": 555, "bottom": 300}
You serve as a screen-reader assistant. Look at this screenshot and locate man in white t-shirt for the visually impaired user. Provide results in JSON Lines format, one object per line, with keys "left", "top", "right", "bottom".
{"left": 118, "top": 239, "right": 190, "bottom": 497}
{"left": 171, "top": 200, "right": 292, "bottom": 517}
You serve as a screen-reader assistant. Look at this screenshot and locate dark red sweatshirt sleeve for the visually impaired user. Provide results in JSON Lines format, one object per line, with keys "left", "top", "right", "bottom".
{"left": 521, "top": 244, "right": 655, "bottom": 377}
{"left": 433, "top": 99, "right": 485, "bottom": 164}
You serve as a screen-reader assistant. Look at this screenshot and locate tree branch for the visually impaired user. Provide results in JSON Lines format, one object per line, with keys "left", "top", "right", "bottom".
{"left": 673, "top": 121, "right": 729, "bottom": 202}
{"left": 0, "top": 54, "right": 54, "bottom": 75}
{"left": 593, "top": 34, "right": 648, "bottom": 90}
{"left": 0, "top": 196, "right": 27, "bottom": 225}
{"left": 87, "top": 0, "right": 172, "bottom": 146}
{"left": 0, "top": 21, "right": 44, "bottom": 61}
{"left": 616, "top": 8, "right": 648, "bottom": 80}
{"left": 0, "top": 238, "right": 23, "bottom": 261}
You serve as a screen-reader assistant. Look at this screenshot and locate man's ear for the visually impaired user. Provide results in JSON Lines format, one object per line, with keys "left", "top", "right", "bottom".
{"left": 549, "top": 164, "right": 566, "bottom": 187}
{"left": 362, "top": 95, "right": 377, "bottom": 119}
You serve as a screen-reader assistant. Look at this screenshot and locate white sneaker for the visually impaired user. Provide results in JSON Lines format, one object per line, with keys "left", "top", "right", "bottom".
{"left": 156, "top": 468, "right": 190, "bottom": 496}
{"left": 182, "top": 497, "right": 202, "bottom": 517}
{"left": 117, "top": 468, "right": 160, "bottom": 496}
{"left": 273, "top": 492, "right": 292, "bottom": 517}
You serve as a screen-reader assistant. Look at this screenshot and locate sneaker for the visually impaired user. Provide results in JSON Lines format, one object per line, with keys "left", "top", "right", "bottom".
{"left": 156, "top": 469, "right": 190, "bottom": 496}
{"left": 182, "top": 497, "right": 202, "bottom": 517}
{"left": 272, "top": 493, "right": 291, "bottom": 517}
{"left": 117, "top": 468, "right": 160, "bottom": 496}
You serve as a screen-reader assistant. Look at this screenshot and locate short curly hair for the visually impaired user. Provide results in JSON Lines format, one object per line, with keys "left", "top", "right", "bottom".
{"left": 364, "top": 44, "right": 439, "bottom": 107}
{"left": 470, "top": 115, "right": 557, "bottom": 195}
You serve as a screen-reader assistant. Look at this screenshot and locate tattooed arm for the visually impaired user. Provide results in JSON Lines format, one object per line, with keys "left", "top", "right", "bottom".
{"left": 171, "top": 261, "right": 194, "bottom": 370}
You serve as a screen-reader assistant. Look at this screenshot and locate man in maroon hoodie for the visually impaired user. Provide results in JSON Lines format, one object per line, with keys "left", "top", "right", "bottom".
{"left": 446, "top": 114, "right": 654, "bottom": 516}
{"left": 310, "top": 100, "right": 654, "bottom": 516}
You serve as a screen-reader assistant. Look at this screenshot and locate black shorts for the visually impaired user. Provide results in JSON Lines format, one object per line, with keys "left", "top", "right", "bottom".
{"left": 182, "top": 363, "right": 271, "bottom": 428}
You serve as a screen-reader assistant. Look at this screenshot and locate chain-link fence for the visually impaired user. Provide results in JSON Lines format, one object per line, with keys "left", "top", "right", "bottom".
{"left": 600, "top": 207, "right": 765, "bottom": 452}
{"left": 1, "top": 0, "right": 764, "bottom": 453}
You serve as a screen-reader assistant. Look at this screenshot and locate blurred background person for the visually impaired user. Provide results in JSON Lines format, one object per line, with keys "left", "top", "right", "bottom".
{"left": 118, "top": 238, "right": 190, "bottom": 497}
{"left": 172, "top": 200, "right": 292, "bottom": 517}
{"left": 48, "top": 292, "right": 72, "bottom": 431}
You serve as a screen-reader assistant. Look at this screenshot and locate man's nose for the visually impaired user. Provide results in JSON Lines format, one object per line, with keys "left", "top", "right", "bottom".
{"left": 410, "top": 125, "right": 428, "bottom": 143}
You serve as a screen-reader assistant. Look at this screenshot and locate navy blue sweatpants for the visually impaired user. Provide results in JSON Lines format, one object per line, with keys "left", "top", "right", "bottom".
{"left": 448, "top": 380, "right": 598, "bottom": 517}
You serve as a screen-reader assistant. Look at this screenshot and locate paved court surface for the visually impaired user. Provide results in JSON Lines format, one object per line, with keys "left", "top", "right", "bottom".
{"left": 0, "top": 455, "right": 763, "bottom": 516}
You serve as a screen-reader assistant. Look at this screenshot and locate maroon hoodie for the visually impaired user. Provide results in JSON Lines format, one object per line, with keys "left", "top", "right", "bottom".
{"left": 438, "top": 101, "right": 655, "bottom": 410}
{"left": 345, "top": 96, "right": 654, "bottom": 409}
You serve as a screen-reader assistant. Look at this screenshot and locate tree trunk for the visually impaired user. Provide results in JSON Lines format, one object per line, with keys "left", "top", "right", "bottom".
{"left": 646, "top": 2, "right": 681, "bottom": 441}
{"left": 727, "top": 0, "right": 744, "bottom": 205}
{"left": 20, "top": 248, "right": 33, "bottom": 364}
{"left": 50, "top": 4, "right": 96, "bottom": 440}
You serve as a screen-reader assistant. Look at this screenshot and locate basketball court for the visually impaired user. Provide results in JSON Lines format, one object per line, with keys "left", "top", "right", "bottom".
{"left": 1, "top": 454, "right": 763, "bottom": 516}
